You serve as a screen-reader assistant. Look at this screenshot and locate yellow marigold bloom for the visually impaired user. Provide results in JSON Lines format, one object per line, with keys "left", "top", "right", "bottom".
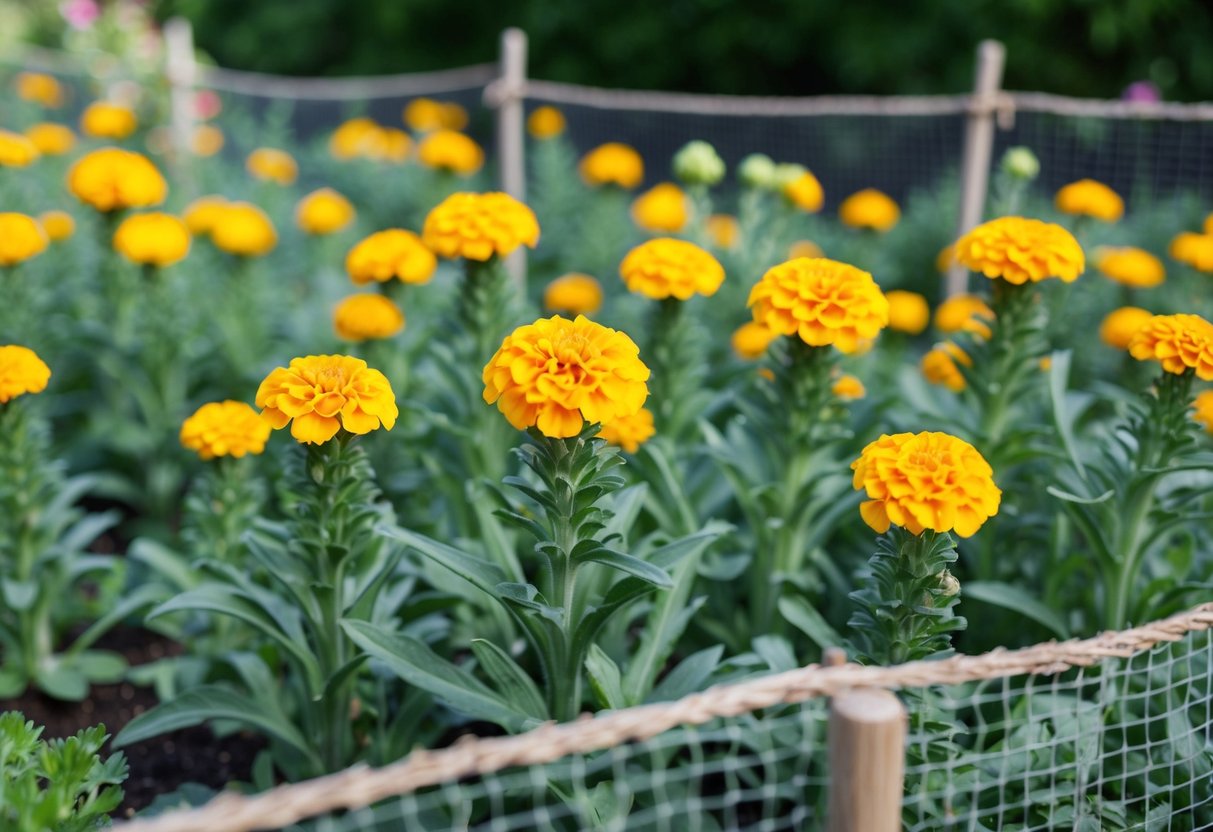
{"left": 1096, "top": 246, "right": 1165, "bottom": 288}
{"left": 16, "top": 72, "right": 63, "bottom": 108}
{"left": 921, "top": 342, "right": 971, "bottom": 392}
{"left": 788, "top": 240, "right": 824, "bottom": 260}
{"left": 885, "top": 290, "right": 930, "bottom": 335}
{"left": 832, "top": 374, "right": 866, "bottom": 400}
{"left": 1169, "top": 232, "right": 1213, "bottom": 273}
{"left": 416, "top": 130, "right": 484, "bottom": 176}
{"left": 38, "top": 211, "right": 75, "bottom": 242}
{"left": 839, "top": 188, "right": 900, "bottom": 232}
{"left": 422, "top": 192, "right": 539, "bottom": 261}
{"left": 0, "top": 214, "right": 48, "bottom": 266}
{"left": 441, "top": 103, "right": 469, "bottom": 131}
{"left": 954, "top": 217, "right": 1084, "bottom": 285}
{"left": 1039, "top": 356, "right": 1053, "bottom": 372}
{"left": 936, "top": 245, "right": 956, "bottom": 273}
{"left": 80, "top": 102, "right": 137, "bottom": 139}
{"left": 67, "top": 148, "right": 167, "bottom": 213}
{"left": 782, "top": 171, "right": 824, "bottom": 213}
{"left": 748, "top": 257, "right": 889, "bottom": 353}
{"left": 707, "top": 214, "right": 740, "bottom": 249}
{"left": 25, "top": 123, "right": 75, "bottom": 156}
{"left": 183, "top": 195, "right": 229, "bottom": 236}
{"left": 579, "top": 143, "right": 644, "bottom": 189}
{"left": 1206, "top": 214, "right": 1213, "bottom": 235}
{"left": 619, "top": 238, "right": 725, "bottom": 301}
{"left": 934, "top": 294, "right": 995, "bottom": 340}
{"left": 527, "top": 106, "right": 566, "bottom": 139}
{"left": 296, "top": 188, "right": 356, "bottom": 236}
{"left": 113, "top": 212, "right": 191, "bottom": 267}
{"left": 333, "top": 294, "right": 405, "bottom": 342}
{"left": 346, "top": 229, "right": 437, "bottom": 285}
{"left": 362, "top": 127, "right": 412, "bottom": 163}
{"left": 246, "top": 148, "right": 298, "bottom": 185}
{"left": 1127, "top": 313, "right": 1213, "bottom": 380}
{"left": 851, "top": 431, "right": 1001, "bottom": 538}
{"left": 0, "top": 130, "right": 40, "bottom": 167}
{"left": 1099, "top": 306, "right": 1153, "bottom": 350}
{"left": 180, "top": 400, "right": 272, "bottom": 460}
{"left": 544, "top": 273, "right": 603, "bottom": 316}
{"left": 191, "top": 124, "right": 225, "bottom": 157}
{"left": 330, "top": 118, "right": 380, "bottom": 159}
{"left": 732, "top": 321, "right": 777, "bottom": 360}
{"left": 211, "top": 202, "right": 278, "bottom": 257}
{"left": 599, "top": 407, "right": 655, "bottom": 453}
{"left": 0, "top": 345, "right": 52, "bottom": 403}
{"left": 1193, "top": 390, "right": 1213, "bottom": 434}
{"left": 483, "top": 315, "right": 650, "bottom": 438}
{"left": 403, "top": 98, "right": 466, "bottom": 132}
{"left": 1055, "top": 178, "right": 1124, "bottom": 222}
{"left": 630, "top": 182, "right": 690, "bottom": 233}
{"left": 256, "top": 354, "right": 398, "bottom": 445}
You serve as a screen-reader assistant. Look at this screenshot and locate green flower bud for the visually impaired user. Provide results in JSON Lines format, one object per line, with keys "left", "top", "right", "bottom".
{"left": 772, "top": 162, "right": 808, "bottom": 189}
{"left": 937, "top": 568, "right": 961, "bottom": 598}
{"left": 738, "top": 153, "right": 778, "bottom": 189}
{"left": 1001, "top": 146, "right": 1040, "bottom": 181}
{"left": 673, "top": 140, "right": 726, "bottom": 186}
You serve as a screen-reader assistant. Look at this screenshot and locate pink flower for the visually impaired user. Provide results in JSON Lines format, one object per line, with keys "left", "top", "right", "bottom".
{"left": 61, "top": 0, "right": 100, "bottom": 30}
{"left": 1122, "top": 81, "right": 1161, "bottom": 104}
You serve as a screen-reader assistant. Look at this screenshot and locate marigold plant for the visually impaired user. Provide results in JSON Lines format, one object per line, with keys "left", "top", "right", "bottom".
{"left": 0, "top": 130, "right": 39, "bottom": 167}
{"left": 921, "top": 342, "right": 971, "bottom": 392}
{"left": 839, "top": 188, "right": 900, "bottom": 232}
{"left": 296, "top": 188, "right": 356, "bottom": 235}
{"left": 0, "top": 346, "right": 51, "bottom": 403}
{"left": 579, "top": 143, "right": 644, "bottom": 189}
{"left": 0, "top": 214, "right": 48, "bottom": 266}
{"left": 934, "top": 294, "right": 995, "bottom": 340}
{"left": 67, "top": 148, "right": 167, "bottom": 213}
{"left": 527, "top": 106, "right": 566, "bottom": 139}
{"left": 782, "top": 171, "right": 824, "bottom": 212}
{"left": 731, "top": 321, "right": 777, "bottom": 360}
{"left": 598, "top": 407, "right": 656, "bottom": 453}
{"left": 210, "top": 203, "right": 278, "bottom": 257}
{"left": 1055, "top": 178, "right": 1124, "bottom": 222}
{"left": 416, "top": 130, "right": 484, "bottom": 176}
{"left": 422, "top": 192, "right": 539, "bottom": 261}
{"left": 333, "top": 294, "right": 405, "bottom": 342}
{"left": 38, "top": 211, "right": 75, "bottom": 243}
{"left": 404, "top": 98, "right": 465, "bottom": 132}
{"left": 360, "top": 127, "right": 411, "bottom": 163}
{"left": 748, "top": 257, "right": 889, "bottom": 353}
{"left": 630, "top": 183, "right": 690, "bottom": 233}
{"left": 15, "top": 71, "right": 63, "bottom": 107}
{"left": 1193, "top": 390, "right": 1213, "bottom": 434}
{"left": 832, "top": 374, "right": 866, "bottom": 400}
{"left": 180, "top": 401, "right": 272, "bottom": 460}
{"left": 707, "top": 214, "right": 740, "bottom": 249}
{"left": 1099, "top": 306, "right": 1154, "bottom": 350}
{"left": 113, "top": 213, "right": 191, "bottom": 268}
{"left": 1127, "top": 314, "right": 1213, "bottom": 380}
{"left": 1169, "top": 231, "right": 1213, "bottom": 273}
{"left": 329, "top": 117, "right": 380, "bottom": 159}
{"left": 246, "top": 148, "right": 298, "bottom": 184}
{"left": 183, "top": 196, "right": 229, "bottom": 236}
{"left": 619, "top": 238, "right": 725, "bottom": 301}
{"left": 346, "top": 229, "right": 437, "bottom": 285}
{"left": 1097, "top": 246, "right": 1165, "bottom": 288}
{"left": 885, "top": 290, "right": 930, "bottom": 334}
{"left": 543, "top": 273, "right": 603, "bottom": 316}
{"left": 25, "top": 123, "right": 74, "bottom": 156}
{"left": 80, "top": 102, "right": 137, "bottom": 139}
{"left": 256, "top": 355, "right": 398, "bottom": 444}
{"left": 954, "top": 217, "right": 1084, "bottom": 285}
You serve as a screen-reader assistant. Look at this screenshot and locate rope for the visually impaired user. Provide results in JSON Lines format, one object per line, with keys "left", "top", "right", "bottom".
{"left": 196, "top": 63, "right": 497, "bottom": 101}
{"left": 1006, "top": 91, "right": 1213, "bottom": 122}
{"left": 116, "top": 602, "right": 1213, "bottom": 832}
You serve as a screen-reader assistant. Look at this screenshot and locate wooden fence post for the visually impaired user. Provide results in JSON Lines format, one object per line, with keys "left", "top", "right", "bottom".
{"left": 164, "top": 17, "right": 197, "bottom": 176}
{"left": 826, "top": 688, "right": 907, "bottom": 832}
{"left": 497, "top": 27, "right": 528, "bottom": 289}
{"left": 947, "top": 39, "right": 1006, "bottom": 298}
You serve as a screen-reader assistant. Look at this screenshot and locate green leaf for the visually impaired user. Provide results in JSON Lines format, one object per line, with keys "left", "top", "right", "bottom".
{"left": 964, "top": 581, "right": 1070, "bottom": 639}
{"left": 648, "top": 646, "right": 724, "bottom": 703}
{"left": 584, "top": 644, "right": 627, "bottom": 710}
{"left": 1046, "top": 350, "right": 1087, "bottom": 481}
{"left": 578, "top": 548, "right": 673, "bottom": 588}
{"left": 777, "top": 596, "right": 844, "bottom": 652}
{"left": 752, "top": 635, "right": 798, "bottom": 672}
{"left": 1046, "top": 485, "right": 1114, "bottom": 505}
{"left": 378, "top": 525, "right": 508, "bottom": 596}
{"left": 470, "top": 639, "right": 548, "bottom": 720}
{"left": 35, "top": 663, "right": 89, "bottom": 701}
{"left": 73, "top": 650, "right": 127, "bottom": 683}
{"left": 66, "top": 584, "right": 162, "bottom": 657}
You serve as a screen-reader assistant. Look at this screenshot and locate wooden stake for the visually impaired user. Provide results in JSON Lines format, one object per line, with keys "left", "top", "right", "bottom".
{"left": 497, "top": 28, "right": 528, "bottom": 289}
{"left": 164, "top": 17, "right": 197, "bottom": 182}
{"left": 826, "top": 688, "right": 907, "bottom": 832}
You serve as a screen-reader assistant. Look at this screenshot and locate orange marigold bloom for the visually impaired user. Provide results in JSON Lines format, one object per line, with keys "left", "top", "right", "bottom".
{"left": 422, "top": 192, "right": 539, "bottom": 261}
{"left": 211, "top": 202, "right": 278, "bottom": 257}
{"left": 180, "top": 400, "right": 272, "bottom": 460}
{"left": 1055, "top": 179, "right": 1123, "bottom": 222}
{"left": 782, "top": 171, "right": 824, "bottom": 213}
{"left": 183, "top": 195, "right": 230, "bottom": 236}
{"left": 1127, "top": 313, "right": 1213, "bottom": 380}
{"left": 403, "top": 98, "right": 465, "bottom": 132}
{"left": 416, "top": 130, "right": 484, "bottom": 176}
{"left": 0, "top": 345, "right": 51, "bottom": 403}
{"left": 707, "top": 214, "right": 740, "bottom": 249}
{"left": 113, "top": 212, "right": 191, "bottom": 267}
{"left": 934, "top": 294, "right": 995, "bottom": 340}
{"left": 80, "top": 101, "right": 137, "bottom": 139}
{"left": 852, "top": 431, "right": 1001, "bottom": 538}
{"left": 748, "top": 257, "right": 889, "bottom": 353}
{"left": 1169, "top": 232, "right": 1213, "bottom": 273}
{"left": 544, "top": 273, "right": 604, "bottom": 316}
{"left": 599, "top": 407, "right": 656, "bottom": 453}
{"left": 16, "top": 72, "right": 63, "bottom": 108}
{"left": 246, "top": 148, "right": 298, "bottom": 185}
{"left": 954, "top": 217, "right": 1084, "bottom": 285}
{"left": 256, "top": 354, "right": 398, "bottom": 445}
{"left": 620, "top": 238, "right": 725, "bottom": 301}
{"left": 839, "top": 188, "right": 900, "bottom": 232}
{"left": 0, "top": 213, "right": 48, "bottom": 266}
{"left": 885, "top": 290, "right": 930, "bottom": 335}
{"left": 936, "top": 245, "right": 956, "bottom": 273}
{"left": 67, "top": 148, "right": 167, "bottom": 213}
{"left": 346, "top": 229, "right": 437, "bottom": 285}
{"left": 788, "top": 240, "right": 824, "bottom": 260}
{"left": 1193, "top": 390, "right": 1213, "bottom": 434}
{"left": 38, "top": 211, "right": 75, "bottom": 242}
{"left": 330, "top": 118, "right": 380, "bottom": 159}
{"left": 0, "top": 130, "right": 40, "bottom": 167}
{"left": 921, "top": 342, "right": 971, "bottom": 392}
{"left": 1096, "top": 246, "right": 1165, "bottom": 288}
{"left": 579, "top": 143, "right": 644, "bottom": 189}
{"left": 191, "top": 124, "right": 225, "bottom": 157}
{"left": 732, "top": 321, "right": 777, "bottom": 360}
{"left": 361, "top": 127, "right": 412, "bottom": 163}
{"left": 296, "top": 188, "right": 356, "bottom": 235}
{"left": 832, "top": 374, "right": 866, "bottom": 400}
{"left": 25, "top": 123, "right": 75, "bottom": 156}
{"left": 527, "top": 106, "right": 566, "bottom": 139}
{"left": 333, "top": 294, "right": 405, "bottom": 342}
{"left": 630, "top": 183, "right": 690, "bottom": 233}
{"left": 1099, "top": 306, "right": 1153, "bottom": 350}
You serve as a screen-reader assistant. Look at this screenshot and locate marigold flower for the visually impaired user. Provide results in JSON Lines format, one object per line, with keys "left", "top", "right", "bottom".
{"left": 483, "top": 315, "right": 650, "bottom": 438}
{"left": 361, "top": 127, "right": 411, "bottom": 163}
{"left": 113, "top": 212, "right": 191, "bottom": 267}
{"left": 333, "top": 294, "right": 405, "bottom": 342}
{"left": 934, "top": 294, "right": 995, "bottom": 340}
{"left": 599, "top": 407, "right": 656, "bottom": 453}
{"left": 0, "top": 214, "right": 49, "bottom": 266}
{"left": 403, "top": 98, "right": 465, "bottom": 132}
{"left": 620, "top": 238, "right": 725, "bottom": 301}
{"left": 1099, "top": 307, "right": 1153, "bottom": 350}
{"left": 1206, "top": 214, "right": 1213, "bottom": 236}
{"left": 783, "top": 171, "right": 824, "bottom": 213}
{"left": 0, "top": 346, "right": 51, "bottom": 403}
{"left": 346, "top": 229, "right": 437, "bottom": 285}
{"left": 954, "top": 217, "right": 1084, "bottom": 285}
{"left": 527, "top": 106, "right": 566, "bottom": 139}
{"left": 180, "top": 400, "right": 272, "bottom": 460}
{"left": 579, "top": 143, "right": 644, "bottom": 189}
{"left": 25, "top": 123, "right": 75, "bottom": 156}
{"left": 544, "top": 273, "right": 603, "bottom": 316}
{"left": 839, "top": 189, "right": 900, "bottom": 232}
{"left": 921, "top": 342, "right": 971, "bottom": 392}
{"left": 852, "top": 431, "right": 1001, "bottom": 538}
{"left": 211, "top": 202, "right": 278, "bottom": 257}
{"left": 832, "top": 374, "right": 866, "bottom": 400}
{"left": 885, "top": 290, "right": 930, "bottom": 335}
{"left": 330, "top": 118, "right": 380, "bottom": 159}
{"left": 416, "top": 130, "right": 484, "bottom": 176}
{"left": 732, "top": 321, "right": 777, "bottom": 360}
{"left": 191, "top": 124, "right": 224, "bottom": 157}
{"left": 16, "top": 72, "right": 63, "bottom": 107}
{"left": 707, "top": 214, "right": 739, "bottom": 249}
{"left": 38, "top": 211, "right": 75, "bottom": 242}
{"left": 1095, "top": 246, "right": 1164, "bottom": 288}
{"left": 183, "top": 195, "right": 229, "bottom": 236}
{"left": 936, "top": 245, "right": 955, "bottom": 273}
{"left": 1193, "top": 390, "right": 1213, "bottom": 434}
{"left": 0, "top": 130, "right": 40, "bottom": 167}
{"left": 246, "top": 148, "right": 298, "bottom": 185}
{"left": 788, "top": 240, "right": 824, "bottom": 260}
{"left": 748, "top": 257, "right": 888, "bottom": 353}
{"left": 422, "top": 192, "right": 539, "bottom": 261}
{"left": 80, "top": 101, "right": 137, "bottom": 139}
{"left": 1128, "top": 313, "right": 1213, "bottom": 380}
{"left": 630, "top": 183, "right": 690, "bottom": 233}
{"left": 256, "top": 354, "right": 398, "bottom": 444}
{"left": 296, "top": 188, "right": 356, "bottom": 236}
{"left": 1055, "top": 179, "right": 1123, "bottom": 222}
{"left": 67, "top": 148, "right": 167, "bottom": 212}
{"left": 1169, "top": 232, "right": 1213, "bottom": 273}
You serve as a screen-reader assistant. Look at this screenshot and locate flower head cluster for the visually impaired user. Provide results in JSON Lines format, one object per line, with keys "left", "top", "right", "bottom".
{"left": 839, "top": 189, "right": 900, "bottom": 232}
{"left": 599, "top": 407, "right": 656, "bottom": 453}
{"left": 630, "top": 183, "right": 690, "bottom": 233}
{"left": 333, "top": 294, "right": 405, "bottom": 342}
{"left": 67, "top": 148, "right": 167, "bottom": 212}
{"left": 954, "top": 217, "right": 1084, "bottom": 285}
{"left": 403, "top": 98, "right": 466, "bottom": 132}
{"left": 885, "top": 290, "right": 929, "bottom": 334}
{"left": 113, "top": 213, "right": 191, "bottom": 267}
{"left": 1193, "top": 391, "right": 1213, "bottom": 435}
{"left": 0, "top": 345, "right": 51, "bottom": 403}
{"left": 183, "top": 196, "right": 230, "bottom": 236}
{"left": 330, "top": 118, "right": 412, "bottom": 162}
{"left": 26, "top": 123, "right": 75, "bottom": 156}
{"left": 579, "top": 143, "right": 644, "bottom": 189}
{"left": 619, "top": 238, "right": 725, "bottom": 301}
{"left": 483, "top": 315, "right": 650, "bottom": 438}
{"left": 80, "top": 102, "right": 137, "bottom": 139}
{"left": 1055, "top": 179, "right": 1123, "bottom": 222}
{"left": 707, "top": 214, "right": 739, "bottom": 249}
{"left": 527, "top": 106, "right": 566, "bottom": 139}
{"left": 16, "top": 72, "right": 63, "bottom": 107}
{"left": 256, "top": 355, "right": 398, "bottom": 444}
{"left": 934, "top": 294, "right": 995, "bottom": 340}
{"left": 731, "top": 321, "right": 777, "bottom": 360}
{"left": 191, "top": 124, "right": 224, "bottom": 157}
{"left": 296, "top": 188, "right": 356, "bottom": 235}
{"left": 39, "top": 211, "right": 75, "bottom": 242}
{"left": 416, "top": 130, "right": 484, "bottom": 175}
{"left": 832, "top": 374, "right": 866, "bottom": 400}
{"left": 748, "top": 257, "right": 889, "bottom": 353}
{"left": 921, "top": 342, "right": 971, "bottom": 392}
{"left": 246, "top": 148, "right": 298, "bottom": 184}
{"left": 788, "top": 240, "right": 824, "bottom": 260}
{"left": 180, "top": 401, "right": 272, "bottom": 460}
{"left": 852, "top": 431, "right": 1001, "bottom": 538}
{"left": 1127, "top": 313, "right": 1213, "bottom": 380}
{"left": 673, "top": 140, "right": 725, "bottom": 186}
{"left": 345, "top": 229, "right": 436, "bottom": 285}
{"left": 1170, "top": 232, "right": 1213, "bottom": 273}
{"left": 1097, "top": 247, "right": 1165, "bottom": 288}
{"left": 0, "top": 213, "right": 48, "bottom": 266}
{"left": 782, "top": 171, "right": 824, "bottom": 212}
{"left": 544, "top": 273, "right": 604, "bottom": 316}
{"left": 0, "top": 130, "right": 39, "bottom": 167}
{"left": 1099, "top": 306, "right": 1153, "bottom": 350}
{"left": 422, "top": 192, "right": 539, "bottom": 261}
{"left": 209, "top": 202, "right": 278, "bottom": 257}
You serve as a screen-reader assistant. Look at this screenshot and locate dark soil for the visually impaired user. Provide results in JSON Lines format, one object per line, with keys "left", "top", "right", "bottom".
{"left": 0, "top": 626, "right": 264, "bottom": 817}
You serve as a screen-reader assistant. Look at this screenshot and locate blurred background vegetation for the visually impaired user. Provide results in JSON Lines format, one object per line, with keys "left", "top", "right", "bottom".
{"left": 3, "top": 0, "right": 1213, "bottom": 100}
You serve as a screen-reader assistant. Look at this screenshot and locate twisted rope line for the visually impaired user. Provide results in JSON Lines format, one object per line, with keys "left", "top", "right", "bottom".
{"left": 117, "top": 603, "right": 1213, "bottom": 832}
{"left": 196, "top": 63, "right": 497, "bottom": 100}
